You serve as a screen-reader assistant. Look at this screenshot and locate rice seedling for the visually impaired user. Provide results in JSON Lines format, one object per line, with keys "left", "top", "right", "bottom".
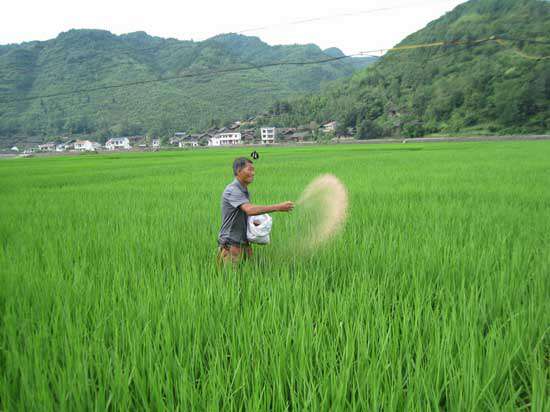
{"left": 0, "top": 141, "right": 548, "bottom": 410}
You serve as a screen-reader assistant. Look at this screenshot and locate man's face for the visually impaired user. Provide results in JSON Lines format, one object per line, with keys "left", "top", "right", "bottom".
{"left": 237, "top": 162, "right": 255, "bottom": 184}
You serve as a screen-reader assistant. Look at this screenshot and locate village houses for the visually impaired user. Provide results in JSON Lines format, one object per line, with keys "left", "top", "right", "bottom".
{"left": 321, "top": 121, "right": 338, "bottom": 133}
{"left": 22, "top": 116, "right": 336, "bottom": 155}
{"left": 179, "top": 135, "right": 200, "bottom": 147}
{"left": 38, "top": 142, "right": 56, "bottom": 152}
{"left": 261, "top": 127, "right": 276, "bottom": 144}
{"left": 105, "top": 137, "right": 131, "bottom": 150}
{"left": 208, "top": 131, "right": 242, "bottom": 146}
{"left": 74, "top": 140, "right": 101, "bottom": 151}
{"left": 170, "top": 132, "right": 188, "bottom": 146}
{"left": 240, "top": 130, "right": 256, "bottom": 144}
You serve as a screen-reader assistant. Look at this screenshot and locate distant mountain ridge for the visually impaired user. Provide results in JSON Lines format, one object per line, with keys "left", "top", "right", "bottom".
{"left": 264, "top": 0, "right": 550, "bottom": 137}
{"left": 0, "top": 30, "right": 376, "bottom": 142}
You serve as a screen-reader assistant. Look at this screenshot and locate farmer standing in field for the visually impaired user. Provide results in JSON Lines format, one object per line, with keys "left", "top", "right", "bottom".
{"left": 218, "top": 157, "right": 294, "bottom": 264}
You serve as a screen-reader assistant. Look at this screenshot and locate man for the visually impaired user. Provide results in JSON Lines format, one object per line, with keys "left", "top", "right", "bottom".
{"left": 218, "top": 157, "right": 294, "bottom": 264}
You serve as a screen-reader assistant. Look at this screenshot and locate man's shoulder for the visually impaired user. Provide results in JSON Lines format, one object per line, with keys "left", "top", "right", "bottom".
{"left": 223, "top": 180, "right": 238, "bottom": 194}
{"left": 225, "top": 179, "right": 247, "bottom": 192}
{"left": 222, "top": 180, "right": 249, "bottom": 203}
{"left": 222, "top": 180, "right": 241, "bottom": 198}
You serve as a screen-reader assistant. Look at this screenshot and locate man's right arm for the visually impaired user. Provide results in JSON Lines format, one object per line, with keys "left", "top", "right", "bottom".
{"left": 240, "top": 201, "right": 294, "bottom": 216}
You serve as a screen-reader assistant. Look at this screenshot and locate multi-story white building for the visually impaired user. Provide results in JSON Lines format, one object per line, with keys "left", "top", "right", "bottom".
{"left": 208, "top": 132, "right": 242, "bottom": 146}
{"left": 261, "top": 127, "right": 276, "bottom": 144}
{"left": 151, "top": 138, "right": 161, "bottom": 148}
{"left": 105, "top": 137, "right": 131, "bottom": 150}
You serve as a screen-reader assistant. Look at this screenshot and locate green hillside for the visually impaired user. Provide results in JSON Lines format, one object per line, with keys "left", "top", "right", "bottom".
{"left": 0, "top": 30, "right": 375, "bottom": 143}
{"left": 263, "top": 0, "right": 550, "bottom": 138}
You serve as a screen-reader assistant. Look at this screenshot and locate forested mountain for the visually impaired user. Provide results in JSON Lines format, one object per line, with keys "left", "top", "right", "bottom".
{"left": 0, "top": 30, "right": 376, "bottom": 142}
{"left": 262, "top": 0, "right": 550, "bottom": 138}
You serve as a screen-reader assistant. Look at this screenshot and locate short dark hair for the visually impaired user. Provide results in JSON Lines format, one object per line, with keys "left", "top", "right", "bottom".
{"left": 233, "top": 157, "right": 252, "bottom": 176}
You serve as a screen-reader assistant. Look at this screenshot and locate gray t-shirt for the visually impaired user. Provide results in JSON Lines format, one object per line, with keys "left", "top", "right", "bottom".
{"left": 218, "top": 179, "right": 250, "bottom": 245}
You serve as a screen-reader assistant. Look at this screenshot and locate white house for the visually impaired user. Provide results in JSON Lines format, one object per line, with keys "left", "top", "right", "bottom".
{"left": 322, "top": 121, "right": 337, "bottom": 133}
{"left": 56, "top": 141, "right": 74, "bottom": 151}
{"left": 38, "top": 142, "right": 56, "bottom": 152}
{"left": 74, "top": 140, "right": 100, "bottom": 151}
{"left": 208, "top": 132, "right": 242, "bottom": 146}
{"left": 105, "top": 137, "right": 131, "bottom": 150}
{"left": 261, "top": 127, "right": 276, "bottom": 144}
{"left": 179, "top": 140, "right": 198, "bottom": 148}
{"left": 151, "top": 138, "right": 161, "bottom": 148}
{"left": 179, "top": 135, "right": 199, "bottom": 148}
{"left": 57, "top": 140, "right": 76, "bottom": 151}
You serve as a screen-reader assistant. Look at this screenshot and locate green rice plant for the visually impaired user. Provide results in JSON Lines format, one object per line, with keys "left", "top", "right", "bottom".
{"left": 0, "top": 141, "right": 548, "bottom": 411}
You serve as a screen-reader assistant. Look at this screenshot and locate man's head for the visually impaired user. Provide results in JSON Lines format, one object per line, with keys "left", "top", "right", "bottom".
{"left": 233, "top": 157, "right": 255, "bottom": 185}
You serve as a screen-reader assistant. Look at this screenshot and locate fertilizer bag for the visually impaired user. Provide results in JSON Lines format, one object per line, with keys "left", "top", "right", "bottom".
{"left": 247, "top": 214, "right": 272, "bottom": 244}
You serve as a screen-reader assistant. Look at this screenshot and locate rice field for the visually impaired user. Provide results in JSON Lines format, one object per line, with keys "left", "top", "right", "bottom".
{"left": 0, "top": 141, "right": 549, "bottom": 411}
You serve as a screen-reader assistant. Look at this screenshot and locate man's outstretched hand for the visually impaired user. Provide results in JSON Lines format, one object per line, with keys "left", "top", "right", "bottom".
{"left": 277, "top": 201, "right": 294, "bottom": 212}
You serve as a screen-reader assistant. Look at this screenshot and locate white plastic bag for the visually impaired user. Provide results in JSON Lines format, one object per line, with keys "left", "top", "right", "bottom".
{"left": 247, "top": 214, "right": 272, "bottom": 244}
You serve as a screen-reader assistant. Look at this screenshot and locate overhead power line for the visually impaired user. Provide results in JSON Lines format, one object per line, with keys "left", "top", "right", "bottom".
{"left": 0, "top": 55, "right": 352, "bottom": 104}
{"left": 1, "top": 0, "right": 546, "bottom": 81}
{"left": 237, "top": 0, "right": 460, "bottom": 34}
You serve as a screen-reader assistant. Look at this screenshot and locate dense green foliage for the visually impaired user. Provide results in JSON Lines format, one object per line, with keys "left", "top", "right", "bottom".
{"left": 1, "top": 141, "right": 549, "bottom": 410}
{"left": 0, "top": 30, "right": 374, "bottom": 143}
{"left": 263, "top": 0, "right": 550, "bottom": 138}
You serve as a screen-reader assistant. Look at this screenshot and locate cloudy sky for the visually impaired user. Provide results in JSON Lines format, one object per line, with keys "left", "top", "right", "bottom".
{"left": 2, "top": 0, "right": 467, "bottom": 54}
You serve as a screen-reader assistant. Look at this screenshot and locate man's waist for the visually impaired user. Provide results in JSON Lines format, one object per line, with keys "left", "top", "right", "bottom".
{"left": 218, "top": 238, "right": 250, "bottom": 247}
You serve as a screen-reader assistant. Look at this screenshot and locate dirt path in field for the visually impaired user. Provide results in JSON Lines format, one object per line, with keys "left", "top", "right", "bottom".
{"left": 333, "top": 134, "right": 550, "bottom": 145}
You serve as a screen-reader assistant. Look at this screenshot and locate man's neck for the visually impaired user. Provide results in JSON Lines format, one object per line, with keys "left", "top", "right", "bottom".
{"left": 236, "top": 177, "right": 248, "bottom": 189}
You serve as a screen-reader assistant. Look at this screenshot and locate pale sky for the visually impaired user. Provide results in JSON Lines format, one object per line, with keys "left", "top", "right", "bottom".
{"left": 1, "top": 0, "right": 467, "bottom": 54}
